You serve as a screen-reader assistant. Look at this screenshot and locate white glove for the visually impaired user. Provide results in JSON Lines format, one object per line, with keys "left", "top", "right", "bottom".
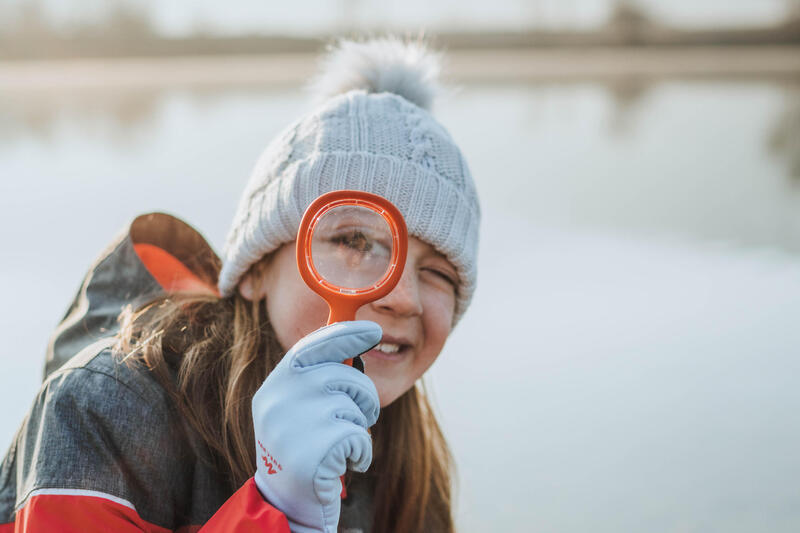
{"left": 252, "top": 321, "right": 381, "bottom": 533}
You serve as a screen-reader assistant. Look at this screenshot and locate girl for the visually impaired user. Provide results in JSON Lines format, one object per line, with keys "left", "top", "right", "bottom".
{"left": 0, "top": 37, "right": 480, "bottom": 533}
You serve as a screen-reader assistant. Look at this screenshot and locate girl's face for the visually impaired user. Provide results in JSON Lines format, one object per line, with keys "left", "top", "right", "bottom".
{"left": 240, "top": 236, "right": 457, "bottom": 406}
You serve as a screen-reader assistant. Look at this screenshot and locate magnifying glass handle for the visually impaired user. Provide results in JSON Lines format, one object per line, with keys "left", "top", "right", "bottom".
{"left": 326, "top": 303, "right": 363, "bottom": 369}
{"left": 326, "top": 302, "right": 360, "bottom": 326}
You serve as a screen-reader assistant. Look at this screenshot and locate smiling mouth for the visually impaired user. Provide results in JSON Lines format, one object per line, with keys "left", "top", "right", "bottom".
{"left": 374, "top": 342, "right": 400, "bottom": 354}
{"left": 367, "top": 341, "right": 410, "bottom": 360}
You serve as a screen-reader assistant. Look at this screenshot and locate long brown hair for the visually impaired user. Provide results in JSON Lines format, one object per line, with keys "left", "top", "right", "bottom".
{"left": 116, "top": 284, "right": 454, "bottom": 532}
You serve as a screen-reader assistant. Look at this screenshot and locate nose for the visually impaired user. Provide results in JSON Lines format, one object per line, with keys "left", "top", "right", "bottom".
{"left": 370, "top": 263, "right": 423, "bottom": 318}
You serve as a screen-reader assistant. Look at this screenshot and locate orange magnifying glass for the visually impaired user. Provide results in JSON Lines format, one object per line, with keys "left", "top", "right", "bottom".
{"left": 296, "top": 190, "right": 408, "bottom": 369}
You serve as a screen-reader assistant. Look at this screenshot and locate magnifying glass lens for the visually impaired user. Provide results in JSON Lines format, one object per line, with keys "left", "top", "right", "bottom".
{"left": 311, "top": 205, "right": 393, "bottom": 290}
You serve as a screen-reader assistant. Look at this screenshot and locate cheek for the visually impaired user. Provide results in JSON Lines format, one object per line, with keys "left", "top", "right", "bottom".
{"left": 415, "top": 289, "right": 454, "bottom": 370}
{"left": 266, "top": 271, "right": 329, "bottom": 351}
{"left": 422, "top": 289, "right": 454, "bottom": 345}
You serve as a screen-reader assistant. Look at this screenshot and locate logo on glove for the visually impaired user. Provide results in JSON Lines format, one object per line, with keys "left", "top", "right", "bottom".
{"left": 258, "top": 439, "right": 283, "bottom": 475}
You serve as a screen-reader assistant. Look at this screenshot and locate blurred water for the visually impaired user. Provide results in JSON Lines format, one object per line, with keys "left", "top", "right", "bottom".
{"left": 1, "top": 75, "right": 799, "bottom": 532}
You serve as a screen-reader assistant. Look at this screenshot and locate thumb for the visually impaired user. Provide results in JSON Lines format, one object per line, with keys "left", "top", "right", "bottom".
{"left": 291, "top": 321, "right": 382, "bottom": 369}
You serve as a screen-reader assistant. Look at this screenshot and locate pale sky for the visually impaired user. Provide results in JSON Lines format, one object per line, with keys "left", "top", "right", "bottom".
{"left": 7, "top": 0, "right": 793, "bottom": 36}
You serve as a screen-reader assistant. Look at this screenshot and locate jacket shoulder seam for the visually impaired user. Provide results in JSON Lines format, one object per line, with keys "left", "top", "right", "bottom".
{"left": 48, "top": 353, "right": 167, "bottom": 411}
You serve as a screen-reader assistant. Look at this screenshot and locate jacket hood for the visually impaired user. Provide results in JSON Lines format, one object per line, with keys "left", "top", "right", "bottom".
{"left": 44, "top": 213, "right": 220, "bottom": 379}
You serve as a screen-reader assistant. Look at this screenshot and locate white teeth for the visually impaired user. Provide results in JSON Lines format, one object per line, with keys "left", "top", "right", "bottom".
{"left": 374, "top": 342, "right": 400, "bottom": 354}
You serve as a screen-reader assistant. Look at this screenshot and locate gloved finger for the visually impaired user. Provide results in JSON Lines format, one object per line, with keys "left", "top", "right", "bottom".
{"left": 342, "top": 428, "right": 373, "bottom": 473}
{"left": 315, "top": 427, "right": 374, "bottom": 489}
{"left": 326, "top": 389, "right": 374, "bottom": 429}
{"left": 325, "top": 373, "right": 380, "bottom": 426}
{"left": 332, "top": 406, "right": 368, "bottom": 429}
{"left": 291, "top": 321, "right": 382, "bottom": 369}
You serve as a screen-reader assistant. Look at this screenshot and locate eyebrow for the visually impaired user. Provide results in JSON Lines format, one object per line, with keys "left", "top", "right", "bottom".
{"left": 427, "top": 251, "right": 457, "bottom": 273}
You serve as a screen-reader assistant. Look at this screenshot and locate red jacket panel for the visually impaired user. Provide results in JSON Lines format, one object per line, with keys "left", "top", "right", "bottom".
{"left": 2, "top": 479, "right": 288, "bottom": 533}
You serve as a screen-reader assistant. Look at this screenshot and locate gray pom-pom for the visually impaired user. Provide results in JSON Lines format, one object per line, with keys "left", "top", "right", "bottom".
{"left": 308, "top": 36, "right": 442, "bottom": 110}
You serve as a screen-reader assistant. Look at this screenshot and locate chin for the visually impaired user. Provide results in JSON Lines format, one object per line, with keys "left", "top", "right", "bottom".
{"left": 366, "top": 371, "right": 408, "bottom": 408}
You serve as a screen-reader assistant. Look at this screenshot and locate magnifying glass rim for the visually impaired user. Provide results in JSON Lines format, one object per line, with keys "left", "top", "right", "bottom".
{"left": 296, "top": 190, "right": 408, "bottom": 308}
{"left": 306, "top": 200, "right": 400, "bottom": 293}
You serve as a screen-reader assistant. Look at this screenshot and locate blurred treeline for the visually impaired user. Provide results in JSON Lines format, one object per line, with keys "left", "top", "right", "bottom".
{"left": 1, "top": 1, "right": 799, "bottom": 60}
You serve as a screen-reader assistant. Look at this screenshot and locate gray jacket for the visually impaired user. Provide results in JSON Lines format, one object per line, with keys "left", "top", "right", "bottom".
{"left": 0, "top": 213, "right": 372, "bottom": 531}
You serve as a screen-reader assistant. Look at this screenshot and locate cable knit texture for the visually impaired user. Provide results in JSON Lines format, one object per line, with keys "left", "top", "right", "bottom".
{"left": 218, "top": 38, "right": 481, "bottom": 322}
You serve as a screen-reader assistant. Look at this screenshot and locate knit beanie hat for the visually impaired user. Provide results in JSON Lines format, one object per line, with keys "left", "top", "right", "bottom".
{"left": 218, "top": 37, "right": 481, "bottom": 322}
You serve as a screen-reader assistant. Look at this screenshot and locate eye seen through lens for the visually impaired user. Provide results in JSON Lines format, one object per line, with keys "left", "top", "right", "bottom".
{"left": 310, "top": 205, "right": 393, "bottom": 290}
